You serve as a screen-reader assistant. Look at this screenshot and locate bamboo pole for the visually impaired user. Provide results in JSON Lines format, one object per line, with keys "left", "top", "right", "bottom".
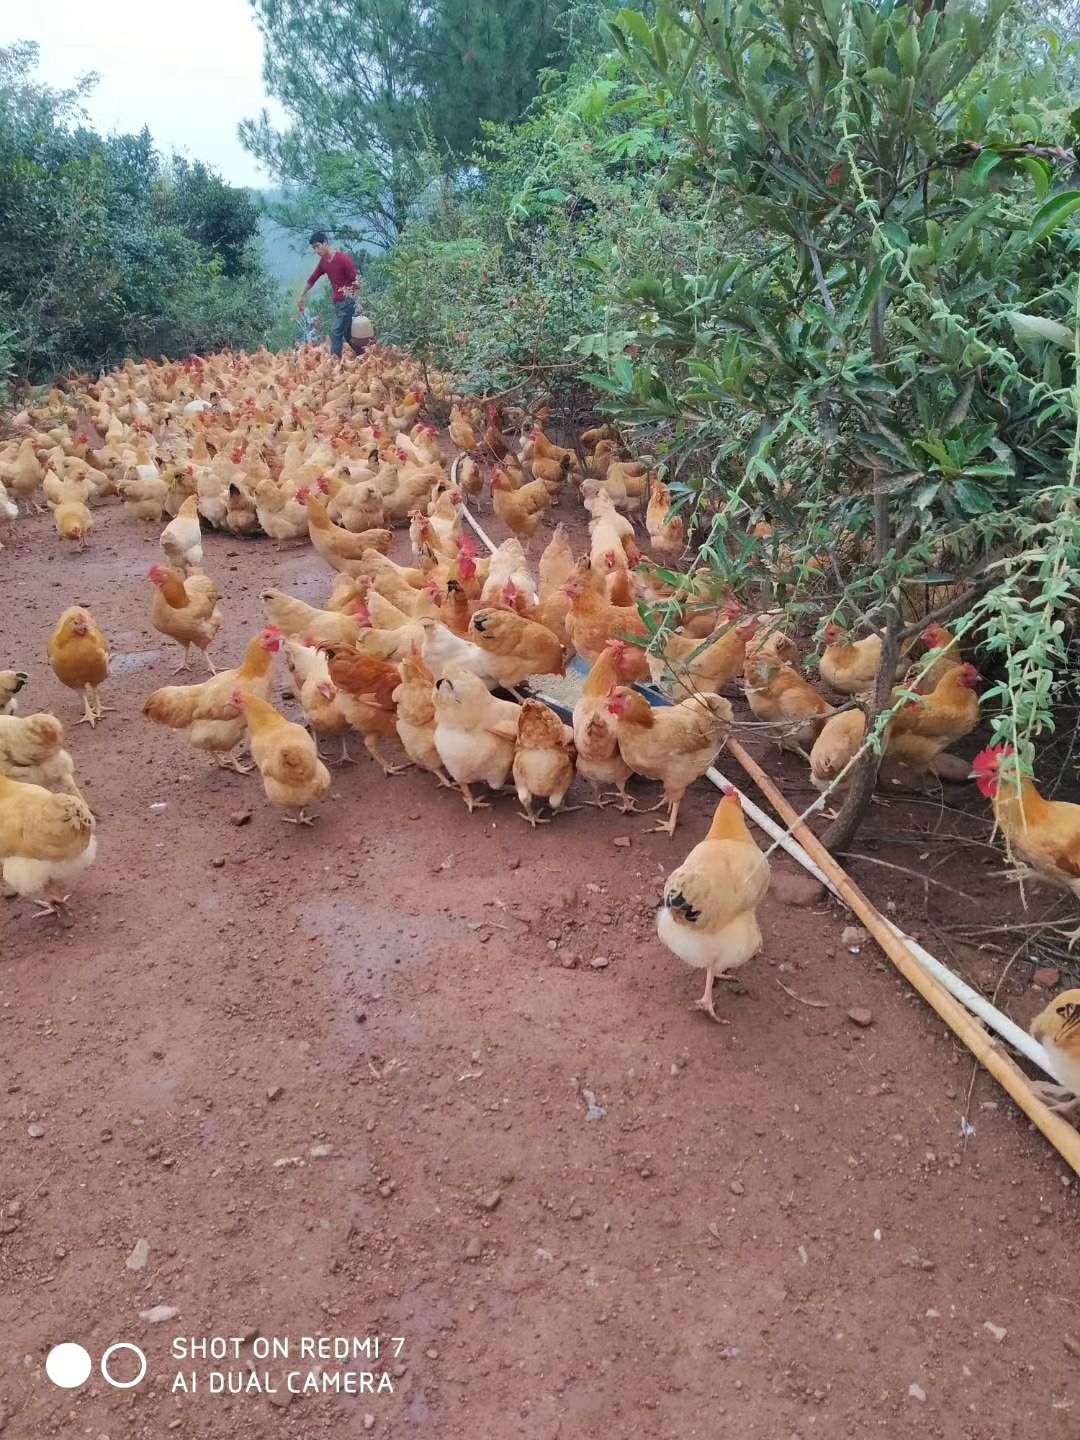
{"left": 724, "top": 737, "right": 1080, "bottom": 1178}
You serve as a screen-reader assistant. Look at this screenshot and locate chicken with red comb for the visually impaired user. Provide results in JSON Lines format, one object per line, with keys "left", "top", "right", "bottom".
{"left": 971, "top": 742, "right": 1080, "bottom": 946}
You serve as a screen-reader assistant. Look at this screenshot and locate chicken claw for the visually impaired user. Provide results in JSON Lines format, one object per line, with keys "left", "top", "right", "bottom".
{"left": 215, "top": 748, "right": 254, "bottom": 775}
{"left": 650, "top": 801, "right": 682, "bottom": 838}
{"left": 458, "top": 783, "right": 490, "bottom": 813}
{"left": 363, "top": 736, "right": 410, "bottom": 776}
{"left": 692, "top": 968, "right": 734, "bottom": 1024}
{"left": 329, "top": 735, "right": 356, "bottom": 766}
{"left": 517, "top": 799, "right": 551, "bottom": 827}
{"left": 1032, "top": 1079, "right": 1080, "bottom": 1117}
{"left": 76, "top": 686, "right": 97, "bottom": 727}
{"left": 284, "top": 808, "right": 319, "bottom": 826}
{"left": 32, "top": 894, "right": 73, "bottom": 926}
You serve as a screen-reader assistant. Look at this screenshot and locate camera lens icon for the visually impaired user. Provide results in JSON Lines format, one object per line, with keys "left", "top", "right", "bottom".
{"left": 46, "top": 1342, "right": 147, "bottom": 1390}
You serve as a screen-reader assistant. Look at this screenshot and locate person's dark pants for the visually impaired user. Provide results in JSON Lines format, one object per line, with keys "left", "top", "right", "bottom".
{"left": 331, "top": 298, "right": 356, "bottom": 358}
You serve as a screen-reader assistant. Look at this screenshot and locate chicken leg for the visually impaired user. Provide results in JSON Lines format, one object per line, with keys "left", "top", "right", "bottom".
{"left": 90, "top": 686, "right": 112, "bottom": 720}
{"left": 173, "top": 643, "right": 193, "bottom": 674}
{"left": 215, "top": 746, "right": 254, "bottom": 775}
{"left": 613, "top": 781, "right": 640, "bottom": 814}
{"left": 458, "top": 781, "right": 490, "bottom": 813}
{"left": 284, "top": 808, "right": 318, "bottom": 827}
{"left": 1032, "top": 1079, "right": 1080, "bottom": 1118}
{"left": 692, "top": 968, "right": 736, "bottom": 1024}
{"left": 202, "top": 649, "right": 218, "bottom": 676}
{"left": 32, "top": 888, "right": 74, "bottom": 926}
{"left": 76, "top": 685, "right": 97, "bottom": 727}
{"left": 363, "top": 735, "right": 410, "bottom": 776}
{"left": 517, "top": 797, "right": 550, "bottom": 827}
{"left": 650, "top": 797, "right": 683, "bottom": 838}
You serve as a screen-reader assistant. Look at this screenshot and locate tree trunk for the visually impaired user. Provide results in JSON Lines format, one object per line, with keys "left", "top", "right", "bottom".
{"left": 822, "top": 468, "right": 896, "bottom": 853}
{"left": 822, "top": 598, "right": 901, "bottom": 853}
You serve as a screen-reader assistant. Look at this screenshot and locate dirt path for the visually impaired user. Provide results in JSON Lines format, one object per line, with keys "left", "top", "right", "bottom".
{"left": 1, "top": 497, "right": 1077, "bottom": 1440}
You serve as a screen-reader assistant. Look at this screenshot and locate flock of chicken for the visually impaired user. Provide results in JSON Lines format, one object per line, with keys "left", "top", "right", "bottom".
{"left": 1, "top": 344, "right": 1079, "bottom": 1081}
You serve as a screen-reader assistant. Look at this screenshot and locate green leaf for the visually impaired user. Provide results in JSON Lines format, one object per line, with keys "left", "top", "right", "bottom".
{"left": 952, "top": 480, "right": 994, "bottom": 513}
{"left": 881, "top": 221, "right": 910, "bottom": 249}
{"left": 1007, "top": 311, "right": 1074, "bottom": 347}
{"left": 610, "top": 9, "right": 655, "bottom": 51}
{"left": 896, "top": 24, "right": 920, "bottom": 77}
{"left": 1028, "top": 191, "right": 1080, "bottom": 243}
{"left": 855, "top": 256, "right": 893, "bottom": 320}
{"left": 972, "top": 150, "right": 1002, "bottom": 184}
{"left": 1018, "top": 157, "right": 1052, "bottom": 201}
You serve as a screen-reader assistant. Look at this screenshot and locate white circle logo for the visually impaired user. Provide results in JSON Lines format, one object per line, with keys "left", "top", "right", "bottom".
{"left": 45, "top": 1343, "right": 93, "bottom": 1389}
{"left": 100, "top": 1342, "right": 148, "bottom": 1390}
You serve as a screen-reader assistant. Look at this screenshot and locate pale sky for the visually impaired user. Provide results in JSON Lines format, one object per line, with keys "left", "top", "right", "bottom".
{"left": 7, "top": 0, "right": 288, "bottom": 188}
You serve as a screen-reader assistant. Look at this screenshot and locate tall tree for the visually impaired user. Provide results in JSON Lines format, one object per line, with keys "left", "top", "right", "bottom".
{"left": 241, "top": 0, "right": 426, "bottom": 249}
{"left": 419, "top": 0, "right": 570, "bottom": 155}
{"left": 240, "top": 0, "right": 573, "bottom": 249}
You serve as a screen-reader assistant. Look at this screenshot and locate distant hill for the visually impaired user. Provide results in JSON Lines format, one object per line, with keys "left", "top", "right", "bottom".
{"left": 256, "top": 209, "right": 312, "bottom": 295}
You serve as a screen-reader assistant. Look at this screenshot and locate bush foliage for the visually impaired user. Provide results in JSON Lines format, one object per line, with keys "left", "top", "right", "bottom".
{"left": 0, "top": 42, "right": 278, "bottom": 386}
{"left": 358, "top": 0, "right": 1080, "bottom": 839}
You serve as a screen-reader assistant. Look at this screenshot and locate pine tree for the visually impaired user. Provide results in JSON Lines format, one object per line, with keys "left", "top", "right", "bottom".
{"left": 240, "top": 0, "right": 575, "bottom": 248}
{"left": 421, "top": 0, "right": 570, "bottom": 155}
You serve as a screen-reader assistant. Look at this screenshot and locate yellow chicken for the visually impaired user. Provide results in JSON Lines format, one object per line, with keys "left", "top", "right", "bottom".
{"left": 54, "top": 495, "right": 92, "bottom": 549}
{"left": 1030, "top": 990, "right": 1080, "bottom": 1117}
{"left": 657, "top": 789, "right": 770, "bottom": 1022}
{"left": 818, "top": 625, "right": 882, "bottom": 695}
{"left": 47, "top": 606, "right": 110, "bottom": 727}
{"left": 283, "top": 638, "right": 353, "bottom": 765}
{"left": 0, "top": 773, "right": 97, "bottom": 920}
{"left": 160, "top": 494, "right": 203, "bottom": 573}
{"left": 512, "top": 699, "right": 576, "bottom": 826}
{"left": 0, "top": 670, "right": 28, "bottom": 716}
{"left": 392, "top": 653, "right": 451, "bottom": 786}
{"left": 432, "top": 666, "right": 520, "bottom": 812}
{"left": 607, "top": 685, "right": 732, "bottom": 836}
{"left": 0, "top": 713, "right": 85, "bottom": 801}
{"left": 234, "top": 689, "right": 331, "bottom": 825}
{"left": 148, "top": 565, "right": 223, "bottom": 673}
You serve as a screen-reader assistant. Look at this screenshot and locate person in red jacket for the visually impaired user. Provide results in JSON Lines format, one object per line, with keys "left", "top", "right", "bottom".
{"left": 297, "top": 231, "right": 367, "bottom": 359}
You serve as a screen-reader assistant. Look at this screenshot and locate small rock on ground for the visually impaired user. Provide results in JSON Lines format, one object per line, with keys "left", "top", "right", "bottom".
{"left": 1033, "top": 967, "right": 1061, "bottom": 989}
{"left": 140, "top": 1304, "right": 179, "bottom": 1324}
{"left": 841, "top": 926, "right": 870, "bottom": 949}
{"left": 847, "top": 1007, "right": 874, "bottom": 1028}
{"left": 126, "top": 1238, "right": 150, "bottom": 1272}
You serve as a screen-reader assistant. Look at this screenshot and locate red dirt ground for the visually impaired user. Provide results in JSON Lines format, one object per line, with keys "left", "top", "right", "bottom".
{"left": 2, "top": 490, "right": 1079, "bottom": 1440}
